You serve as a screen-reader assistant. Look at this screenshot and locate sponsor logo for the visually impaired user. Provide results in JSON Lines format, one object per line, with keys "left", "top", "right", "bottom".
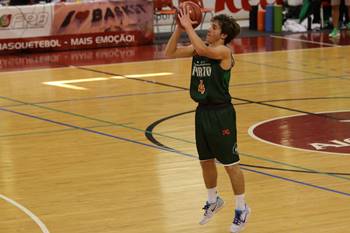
{"left": 0, "top": 15, "right": 11, "bottom": 27}
{"left": 222, "top": 129, "right": 231, "bottom": 136}
{"left": 4, "top": 12, "right": 49, "bottom": 29}
{"left": 197, "top": 80, "right": 206, "bottom": 94}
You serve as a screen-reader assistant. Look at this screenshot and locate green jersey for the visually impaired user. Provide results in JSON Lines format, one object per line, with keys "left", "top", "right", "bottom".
{"left": 190, "top": 55, "right": 232, "bottom": 104}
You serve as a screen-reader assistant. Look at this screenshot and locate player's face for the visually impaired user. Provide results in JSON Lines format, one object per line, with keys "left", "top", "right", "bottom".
{"left": 206, "top": 20, "right": 222, "bottom": 44}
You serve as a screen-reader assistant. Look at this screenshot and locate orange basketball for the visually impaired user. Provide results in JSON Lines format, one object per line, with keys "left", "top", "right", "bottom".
{"left": 176, "top": 1, "right": 203, "bottom": 29}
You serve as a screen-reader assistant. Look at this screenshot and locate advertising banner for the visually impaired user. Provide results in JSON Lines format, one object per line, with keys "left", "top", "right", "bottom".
{"left": 0, "top": 0, "right": 154, "bottom": 53}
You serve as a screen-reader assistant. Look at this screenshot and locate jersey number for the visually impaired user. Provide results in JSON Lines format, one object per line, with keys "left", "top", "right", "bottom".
{"left": 198, "top": 80, "right": 206, "bottom": 94}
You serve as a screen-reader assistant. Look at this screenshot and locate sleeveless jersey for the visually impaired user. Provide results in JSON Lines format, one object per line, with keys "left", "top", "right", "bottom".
{"left": 190, "top": 54, "right": 232, "bottom": 104}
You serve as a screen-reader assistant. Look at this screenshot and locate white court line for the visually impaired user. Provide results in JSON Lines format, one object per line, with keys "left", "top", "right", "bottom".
{"left": 0, "top": 194, "right": 50, "bottom": 233}
{"left": 43, "top": 72, "right": 174, "bottom": 90}
{"left": 43, "top": 77, "right": 110, "bottom": 90}
{"left": 270, "top": 35, "right": 342, "bottom": 47}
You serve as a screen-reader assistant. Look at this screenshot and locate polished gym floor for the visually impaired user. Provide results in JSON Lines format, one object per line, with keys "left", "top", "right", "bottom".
{"left": 0, "top": 29, "right": 350, "bottom": 233}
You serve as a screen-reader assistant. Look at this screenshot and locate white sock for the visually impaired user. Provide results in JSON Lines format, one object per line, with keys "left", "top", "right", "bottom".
{"left": 207, "top": 187, "right": 218, "bottom": 204}
{"left": 235, "top": 194, "right": 246, "bottom": 210}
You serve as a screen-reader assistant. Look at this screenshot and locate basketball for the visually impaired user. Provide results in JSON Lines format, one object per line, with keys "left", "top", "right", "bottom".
{"left": 176, "top": 1, "right": 203, "bottom": 29}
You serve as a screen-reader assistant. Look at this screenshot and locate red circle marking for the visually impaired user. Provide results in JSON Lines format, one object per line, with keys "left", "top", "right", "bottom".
{"left": 249, "top": 111, "right": 350, "bottom": 155}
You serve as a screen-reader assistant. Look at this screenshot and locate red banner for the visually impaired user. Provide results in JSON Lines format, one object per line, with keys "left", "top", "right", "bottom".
{"left": 0, "top": 31, "right": 153, "bottom": 53}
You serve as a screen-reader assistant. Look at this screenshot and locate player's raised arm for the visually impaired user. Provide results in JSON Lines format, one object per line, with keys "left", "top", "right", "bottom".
{"left": 177, "top": 7, "right": 230, "bottom": 61}
{"left": 165, "top": 26, "right": 194, "bottom": 58}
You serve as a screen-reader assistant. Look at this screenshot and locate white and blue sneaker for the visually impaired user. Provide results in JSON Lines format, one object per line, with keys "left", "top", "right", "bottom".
{"left": 199, "top": 196, "right": 224, "bottom": 225}
{"left": 230, "top": 204, "right": 251, "bottom": 232}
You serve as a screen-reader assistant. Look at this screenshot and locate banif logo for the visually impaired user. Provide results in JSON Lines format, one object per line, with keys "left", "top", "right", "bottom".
{"left": 0, "top": 14, "right": 12, "bottom": 28}
{"left": 8, "top": 12, "right": 48, "bottom": 29}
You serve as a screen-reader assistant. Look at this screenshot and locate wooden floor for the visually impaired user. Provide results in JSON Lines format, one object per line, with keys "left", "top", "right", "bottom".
{"left": 1, "top": 32, "right": 350, "bottom": 233}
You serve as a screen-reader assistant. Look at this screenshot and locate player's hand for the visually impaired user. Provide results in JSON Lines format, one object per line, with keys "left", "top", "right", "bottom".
{"left": 178, "top": 6, "right": 197, "bottom": 30}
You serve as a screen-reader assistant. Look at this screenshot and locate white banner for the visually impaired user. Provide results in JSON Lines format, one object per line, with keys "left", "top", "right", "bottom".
{"left": 0, "top": 4, "right": 53, "bottom": 39}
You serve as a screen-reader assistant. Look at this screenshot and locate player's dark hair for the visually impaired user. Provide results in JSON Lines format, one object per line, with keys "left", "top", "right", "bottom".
{"left": 211, "top": 14, "right": 240, "bottom": 45}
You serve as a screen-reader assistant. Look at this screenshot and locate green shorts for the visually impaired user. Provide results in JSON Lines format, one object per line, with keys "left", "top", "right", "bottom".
{"left": 195, "top": 103, "right": 240, "bottom": 165}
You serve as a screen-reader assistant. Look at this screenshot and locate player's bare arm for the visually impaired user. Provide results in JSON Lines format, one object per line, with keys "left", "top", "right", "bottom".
{"left": 165, "top": 26, "right": 194, "bottom": 58}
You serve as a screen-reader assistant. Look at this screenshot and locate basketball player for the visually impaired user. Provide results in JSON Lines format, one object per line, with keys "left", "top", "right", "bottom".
{"left": 329, "top": 0, "right": 350, "bottom": 37}
{"left": 164, "top": 8, "right": 251, "bottom": 233}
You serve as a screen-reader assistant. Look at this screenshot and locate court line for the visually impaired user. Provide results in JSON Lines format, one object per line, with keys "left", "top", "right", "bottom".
{"left": 231, "top": 77, "right": 330, "bottom": 87}
{"left": 236, "top": 58, "right": 350, "bottom": 79}
{"left": 0, "top": 89, "right": 184, "bottom": 108}
{"left": 235, "top": 44, "right": 350, "bottom": 56}
{"left": 270, "top": 35, "right": 342, "bottom": 47}
{"left": 242, "top": 168, "right": 350, "bottom": 197}
{"left": 0, "top": 66, "right": 73, "bottom": 74}
{"left": 0, "top": 78, "right": 338, "bottom": 109}
{"left": 3, "top": 95, "right": 350, "bottom": 156}
{"left": 0, "top": 124, "right": 115, "bottom": 138}
{"left": 1, "top": 56, "right": 349, "bottom": 176}
{"left": 258, "top": 96, "right": 350, "bottom": 103}
{"left": 62, "top": 62, "right": 350, "bottom": 121}
{"left": 0, "top": 194, "right": 50, "bottom": 233}
{"left": 1, "top": 51, "right": 348, "bottom": 197}
{"left": 144, "top": 110, "right": 350, "bottom": 180}
{"left": 39, "top": 63, "right": 348, "bottom": 125}
{"left": 0, "top": 106, "right": 349, "bottom": 197}
{"left": 0, "top": 95, "right": 196, "bottom": 144}
{"left": 248, "top": 110, "right": 350, "bottom": 156}
{"left": 338, "top": 76, "right": 350, "bottom": 80}
{"left": 66, "top": 45, "right": 350, "bottom": 67}
{"left": 3, "top": 118, "right": 347, "bottom": 177}
{"left": 241, "top": 162, "right": 350, "bottom": 176}
{"left": 1, "top": 94, "right": 349, "bottom": 177}
{"left": 0, "top": 106, "right": 194, "bottom": 158}
{"left": 70, "top": 57, "right": 349, "bottom": 89}
{"left": 1, "top": 44, "right": 349, "bottom": 75}
{"left": 4, "top": 92, "right": 346, "bottom": 159}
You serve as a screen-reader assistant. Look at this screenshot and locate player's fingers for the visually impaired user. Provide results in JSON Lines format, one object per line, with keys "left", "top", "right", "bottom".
{"left": 179, "top": 8, "right": 185, "bottom": 17}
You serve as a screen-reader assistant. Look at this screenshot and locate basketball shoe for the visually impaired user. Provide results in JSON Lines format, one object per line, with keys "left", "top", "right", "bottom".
{"left": 347, "top": 22, "right": 350, "bottom": 30}
{"left": 329, "top": 28, "right": 340, "bottom": 37}
{"left": 199, "top": 196, "right": 224, "bottom": 225}
{"left": 230, "top": 204, "right": 251, "bottom": 233}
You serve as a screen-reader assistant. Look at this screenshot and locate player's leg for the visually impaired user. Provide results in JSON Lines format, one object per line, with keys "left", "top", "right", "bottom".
{"left": 209, "top": 105, "right": 251, "bottom": 233}
{"left": 199, "top": 159, "right": 225, "bottom": 225}
{"left": 196, "top": 108, "right": 225, "bottom": 225}
{"left": 330, "top": 0, "right": 341, "bottom": 37}
{"left": 224, "top": 164, "right": 251, "bottom": 233}
{"left": 346, "top": 0, "right": 350, "bottom": 29}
